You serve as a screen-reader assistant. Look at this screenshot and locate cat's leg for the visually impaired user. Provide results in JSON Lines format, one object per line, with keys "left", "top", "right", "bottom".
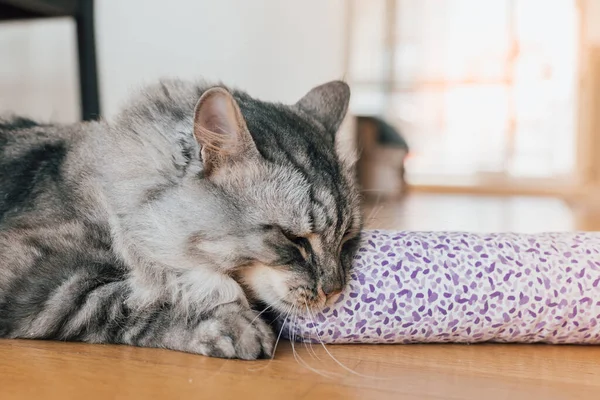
{"left": 123, "top": 301, "right": 275, "bottom": 360}
{"left": 119, "top": 269, "right": 276, "bottom": 359}
{"left": 1, "top": 273, "right": 275, "bottom": 359}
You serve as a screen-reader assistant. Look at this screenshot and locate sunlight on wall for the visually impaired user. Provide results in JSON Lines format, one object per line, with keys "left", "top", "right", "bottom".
{"left": 349, "top": 0, "right": 580, "bottom": 184}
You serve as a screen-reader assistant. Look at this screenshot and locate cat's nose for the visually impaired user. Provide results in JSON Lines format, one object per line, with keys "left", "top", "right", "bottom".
{"left": 323, "top": 288, "right": 343, "bottom": 306}
{"left": 321, "top": 282, "right": 344, "bottom": 302}
{"left": 324, "top": 288, "right": 343, "bottom": 298}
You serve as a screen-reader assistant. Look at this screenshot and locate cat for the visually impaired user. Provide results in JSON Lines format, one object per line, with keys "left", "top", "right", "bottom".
{"left": 0, "top": 79, "right": 362, "bottom": 360}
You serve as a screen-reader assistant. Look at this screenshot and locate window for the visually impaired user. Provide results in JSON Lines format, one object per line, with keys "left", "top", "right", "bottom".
{"left": 348, "top": 0, "right": 580, "bottom": 188}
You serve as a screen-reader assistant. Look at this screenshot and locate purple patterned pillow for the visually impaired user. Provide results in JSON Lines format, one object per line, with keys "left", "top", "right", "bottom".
{"left": 283, "top": 231, "right": 600, "bottom": 344}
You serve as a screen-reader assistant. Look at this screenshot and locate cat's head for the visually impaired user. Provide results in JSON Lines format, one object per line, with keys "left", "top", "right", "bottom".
{"left": 120, "top": 80, "right": 361, "bottom": 315}
{"left": 188, "top": 82, "right": 362, "bottom": 314}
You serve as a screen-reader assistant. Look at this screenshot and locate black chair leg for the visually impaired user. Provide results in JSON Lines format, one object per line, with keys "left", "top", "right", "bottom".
{"left": 76, "top": 0, "right": 100, "bottom": 121}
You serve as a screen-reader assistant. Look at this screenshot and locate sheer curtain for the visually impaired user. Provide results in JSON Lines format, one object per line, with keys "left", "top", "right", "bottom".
{"left": 348, "top": 0, "right": 580, "bottom": 188}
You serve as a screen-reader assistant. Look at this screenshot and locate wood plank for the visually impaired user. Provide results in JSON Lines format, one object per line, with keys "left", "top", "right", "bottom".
{"left": 2, "top": 340, "right": 600, "bottom": 400}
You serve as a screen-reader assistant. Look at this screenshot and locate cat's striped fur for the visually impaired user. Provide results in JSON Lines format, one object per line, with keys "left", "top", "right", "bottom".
{"left": 0, "top": 80, "right": 361, "bottom": 359}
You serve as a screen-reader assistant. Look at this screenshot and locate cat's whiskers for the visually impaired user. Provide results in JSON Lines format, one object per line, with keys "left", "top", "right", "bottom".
{"left": 247, "top": 302, "right": 294, "bottom": 372}
{"left": 366, "top": 204, "right": 384, "bottom": 227}
{"left": 239, "top": 304, "right": 274, "bottom": 340}
{"left": 301, "top": 328, "right": 320, "bottom": 360}
{"left": 299, "top": 305, "right": 320, "bottom": 361}
{"left": 303, "top": 300, "right": 387, "bottom": 380}
{"left": 272, "top": 302, "right": 295, "bottom": 357}
{"left": 242, "top": 292, "right": 380, "bottom": 379}
{"left": 289, "top": 306, "right": 339, "bottom": 379}
{"left": 362, "top": 188, "right": 388, "bottom": 229}
{"left": 300, "top": 303, "right": 321, "bottom": 361}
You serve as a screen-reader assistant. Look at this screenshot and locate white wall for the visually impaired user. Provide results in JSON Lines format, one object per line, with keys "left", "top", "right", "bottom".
{"left": 0, "top": 0, "right": 347, "bottom": 123}
{"left": 0, "top": 19, "right": 79, "bottom": 122}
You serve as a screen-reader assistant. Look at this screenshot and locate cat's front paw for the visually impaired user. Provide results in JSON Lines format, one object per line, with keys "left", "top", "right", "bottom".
{"left": 193, "top": 303, "right": 275, "bottom": 360}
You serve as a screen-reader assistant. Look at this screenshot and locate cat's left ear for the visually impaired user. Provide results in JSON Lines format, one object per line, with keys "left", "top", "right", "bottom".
{"left": 193, "top": 87, "right": 259, "bottom": 176}
{"left": 295, "top": 80, "right": 351, "bottom": 133}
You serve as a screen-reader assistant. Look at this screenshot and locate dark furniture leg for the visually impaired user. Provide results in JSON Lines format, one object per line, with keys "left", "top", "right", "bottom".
{"left": 75, "top": 0, "right": 100, "bottom": 120}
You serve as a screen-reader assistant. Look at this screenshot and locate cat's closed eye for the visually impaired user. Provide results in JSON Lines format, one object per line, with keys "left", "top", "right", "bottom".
{"left": 262, "top": 224, "right": 307, "bottom": 245}
{"left": 261, "top": 224, "right": 313, "bottom": 262}
{"left": 281, "top": 229, "right": 309, "bottom": 248}
{"left": 339, "top": 230, "right": 360, "bottom": 258}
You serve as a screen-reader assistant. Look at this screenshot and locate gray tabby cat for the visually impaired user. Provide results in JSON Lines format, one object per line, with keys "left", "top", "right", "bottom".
{"left": 0, "top": 79, "right": 362, "bottom": 359}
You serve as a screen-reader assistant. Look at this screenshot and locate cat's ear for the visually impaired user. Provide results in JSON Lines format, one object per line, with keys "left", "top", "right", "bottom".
{"left": 193, "top": 87, "right": 258, "bottom": 176}
{"left": 295, "top": 81, "right": 351, "bottom": 133}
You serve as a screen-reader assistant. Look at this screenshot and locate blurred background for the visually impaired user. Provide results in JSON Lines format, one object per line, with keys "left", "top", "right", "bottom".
{"left": 1, "top": 0, "right": 599, "bottom": 232}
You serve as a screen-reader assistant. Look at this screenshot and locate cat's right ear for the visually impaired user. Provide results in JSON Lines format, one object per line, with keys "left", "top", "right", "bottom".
{"left": 193, "top": 87, "right": 258, "bottom": 176}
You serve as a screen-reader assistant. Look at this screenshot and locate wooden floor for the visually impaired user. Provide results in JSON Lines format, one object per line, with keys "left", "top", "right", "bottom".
{"left": 2, "top": 193, "right": 600, "bottom": 400}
